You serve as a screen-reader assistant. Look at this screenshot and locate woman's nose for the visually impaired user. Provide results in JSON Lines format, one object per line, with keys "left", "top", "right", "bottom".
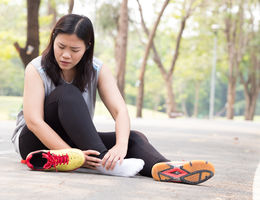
{"left": 62, "top": 51, "right": 71, "bottom": 59}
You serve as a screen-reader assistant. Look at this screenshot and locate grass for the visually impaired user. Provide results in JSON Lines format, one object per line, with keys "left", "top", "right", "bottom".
{"left": 0, "top": 96, "right": 168, "bottom": 120}
{"left": 0, "top": 96, "right": 23, "bottom": 120}
{"left": 95, "top": 101, "right": 168, "bottom": 119}
{"left": 1, "top": 96, "right": 259, "bottom": 121}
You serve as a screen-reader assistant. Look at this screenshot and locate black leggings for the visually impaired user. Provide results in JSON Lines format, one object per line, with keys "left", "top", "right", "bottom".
{"left": 19, "top": 84, "right": 169, "bottom": 177}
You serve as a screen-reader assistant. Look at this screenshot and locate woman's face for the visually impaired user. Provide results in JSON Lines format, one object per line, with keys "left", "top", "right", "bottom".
{"left": 53, "top": 33, "right": 86, "bottom": 72}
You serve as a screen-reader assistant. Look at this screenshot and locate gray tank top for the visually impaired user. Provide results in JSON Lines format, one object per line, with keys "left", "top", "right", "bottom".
{"left": 11, "top": 55, "right": 102, "bottom": 145}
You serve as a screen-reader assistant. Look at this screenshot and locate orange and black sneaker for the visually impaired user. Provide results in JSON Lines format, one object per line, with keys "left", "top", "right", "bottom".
{"left": 152, "top": 160, "right": 214, "bottom": 185}
{"left": 25, "top": 148, "right": 85, "bottom": 172}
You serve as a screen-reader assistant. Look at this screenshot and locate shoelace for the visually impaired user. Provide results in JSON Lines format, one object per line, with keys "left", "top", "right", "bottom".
{"left": 42, "top": 152, "right": 69, "bottom": 171}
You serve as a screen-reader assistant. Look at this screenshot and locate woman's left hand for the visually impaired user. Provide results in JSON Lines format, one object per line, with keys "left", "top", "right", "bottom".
{"left": 102, "top": 143, "right": 127, "bottom": 170}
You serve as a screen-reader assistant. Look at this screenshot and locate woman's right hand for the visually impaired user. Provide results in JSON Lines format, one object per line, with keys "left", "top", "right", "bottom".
{"left": 82, "top": 150, "right": 102, "bottom": 170}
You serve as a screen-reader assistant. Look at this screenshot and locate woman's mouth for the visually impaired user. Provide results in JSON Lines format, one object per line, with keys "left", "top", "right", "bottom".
{"left": 60, "top": 61, "right": 71, "bottom": 66}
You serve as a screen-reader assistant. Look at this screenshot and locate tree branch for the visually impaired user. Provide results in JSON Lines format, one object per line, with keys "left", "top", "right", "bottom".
{"left": 168, "top": 0, "right": 201, "bottom": 77}
{"left": 137, "top": 0, "right": 170, "bottom": 81}
{"left": 136, "top": 0, "right": 168, "bottom": 79}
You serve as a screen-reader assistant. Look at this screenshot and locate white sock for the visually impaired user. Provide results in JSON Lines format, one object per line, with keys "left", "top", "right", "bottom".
{"left": 96, "top": 158, "right": 145, "bottom": 177}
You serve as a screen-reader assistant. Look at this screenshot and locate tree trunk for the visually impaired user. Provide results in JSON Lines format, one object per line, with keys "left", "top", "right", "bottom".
{"left": 48, "top": 0, "right": 57, "bottom": 29}
{"left": 244, "top": 91, "right": 258, "bottom": 120}
{"left": 241, "top": 55, "right": 259, "bottom": 121}
{"left": 225, "top": 14, "right": 237, "bottom": 120}
{"left": 68, "top": 0, "right": 74, "bottom": 14}
{"left": 115, "top": 0, "right": 128, "bottom": 99}
{"left": 14, "top": 0, "right": 41, "bottom": 68}
{"left": 165, "top": 76, "right": 176, "bottom": 118}
{"left": 181, "top": 101, "right": 188, "bottom": 117}
{"left": 226, "top": 75, "right": 236, "bottom": 119}
{"left": 224, "top": 0, "right": 246, "bottom": 120}
{"left": 136, "top": 0, "right": 170, "bottom": 118}
{"left": 240, "top": 5, "right": 260, "bottom": 121}
{"left": 193, "top": 81, "right": 200, "bottom": 118}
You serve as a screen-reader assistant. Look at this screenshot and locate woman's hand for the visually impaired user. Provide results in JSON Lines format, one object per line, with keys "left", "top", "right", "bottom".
{"left": 102, "top": 144, "right": 127, "bottom": 170}
{"left": 82, "top": 150, "right": 102, "bottom": 170}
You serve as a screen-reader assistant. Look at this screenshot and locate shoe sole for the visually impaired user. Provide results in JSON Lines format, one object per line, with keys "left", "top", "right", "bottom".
{"left": 152, "top": 160, "right": 214, "bottom": 185}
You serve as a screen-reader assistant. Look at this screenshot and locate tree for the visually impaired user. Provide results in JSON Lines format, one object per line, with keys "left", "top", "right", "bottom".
{"left": 14, "top": 0, "right": 41, "bottom": 68}
{"left": 68, "top": 0, "right": 74, "bottom": 14}
{"left": 239, "top": 1, "right": 260, "bottom": 120}
{"left": 223, "top": 0, "right": 249, "bottom": 119}
{"left": 136, "top": 0, "right": 201, "bottom": 118}
{"left": 95, "top": 2, "right": 131, "bottom": 98}
{"left": 135, "top": 0, "right": 170, "bottom": 118}
{"left": 115, "top": 0, "right": 128, "bottom": 99}
{"left": 48, "top": 0, "right": 57, "bottom": 29}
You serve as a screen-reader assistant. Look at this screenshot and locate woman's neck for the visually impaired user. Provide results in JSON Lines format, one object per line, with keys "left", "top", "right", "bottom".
{"left": 61, "top": 70, "right": 75, "bottom": 84}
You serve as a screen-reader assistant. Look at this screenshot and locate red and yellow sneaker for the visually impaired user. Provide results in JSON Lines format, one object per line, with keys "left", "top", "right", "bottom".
{"left": 152, "top": 160, "right": 215, "bottom": 185}
{"left": 25, "top": 148, "right": 85, "bottom": 172}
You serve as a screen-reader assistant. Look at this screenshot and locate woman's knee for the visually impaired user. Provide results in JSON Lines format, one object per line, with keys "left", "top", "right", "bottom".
{"left": 46, "top": 84, "right": 82, "bottom": 104}
{"left": 57, "top": 84, "right": 81, "bottom": 97}
{"left": 129, "top": 130, "right": 149, "bottom": 144}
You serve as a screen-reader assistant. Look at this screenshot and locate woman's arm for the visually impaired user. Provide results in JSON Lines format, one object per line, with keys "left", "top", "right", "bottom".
{"left": 23, "top": 63, "right": 71, "bottom": 149}
{"left": 97, "top": 64, "right": 130, "bottom": 169}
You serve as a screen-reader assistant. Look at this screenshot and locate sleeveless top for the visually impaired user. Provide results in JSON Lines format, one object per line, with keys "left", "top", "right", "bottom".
{"left": 11, "top": 55, "right": 102, "bottom": 150}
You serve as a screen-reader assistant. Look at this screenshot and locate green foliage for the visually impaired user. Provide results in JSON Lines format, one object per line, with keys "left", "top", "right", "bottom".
{"left": 0, "top": 58, "right": 24, "bottom": 96}
{"left": 0, "top": 1, "right": 25, "bottom": 96}
{"left": 95, "top": 2, "right": 120, "bottom": 36}
{"left": 0, "top": 1, "right": 26, "bottom": 61}
{"left": 0, "top": 96, "right": 23, "bottom": 120}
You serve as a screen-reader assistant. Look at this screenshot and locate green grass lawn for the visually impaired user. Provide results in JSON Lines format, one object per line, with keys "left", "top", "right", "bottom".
{"left": 0, "top": 96, "right": 168, "bottom": 120}
{"left": 0, "top": 96, "right": 259, "bottom": 121}
{"left": 0, "top": 96, "right": 23, "bottom": 120}
{"left": 95, "top": 100, "right": 168, "bottom": 119}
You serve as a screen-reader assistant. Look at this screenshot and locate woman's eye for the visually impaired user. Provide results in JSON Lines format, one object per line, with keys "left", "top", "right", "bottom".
{"left": 72, "top": 50, "right": 80, "bottom": 53}
{"left": 59, "top": 46, "right": 65, "bottom": 49}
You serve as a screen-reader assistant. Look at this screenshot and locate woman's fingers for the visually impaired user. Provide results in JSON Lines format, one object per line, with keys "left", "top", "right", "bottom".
{"left": 85, "top": 155, "right": 101, "bottom": 163}
{"left": 102, "top": 152, "right": 121, "bottom": 170}
{"left": 82, "top": 150, "right": 102, "bottom": 165}
{"left": 105, "top": 156, "right": 114, "bottom": 170}
{"left": 119, "top": 156, "right": 124, "bottom": 165}
{"left": 110, "top": 156, "right": 120, "bottom": 170}
{"left": 82, "top": 162, "right": 98, "bottom": 170}
{"left": 102, "top": 152, "right": 110, "bottom": 166}
{"left": 85, "top": 160, "right": 101, "bottom": 167}
{"left": 83, "top": 150, "right": 100, "bottom": 156}
{"left": 86, "top": 165, "right": 96, "bottom": 170}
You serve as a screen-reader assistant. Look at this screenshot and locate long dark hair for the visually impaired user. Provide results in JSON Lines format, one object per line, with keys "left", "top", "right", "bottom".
{"left": 41, "top": 14, "right": 95, "bottom": 92}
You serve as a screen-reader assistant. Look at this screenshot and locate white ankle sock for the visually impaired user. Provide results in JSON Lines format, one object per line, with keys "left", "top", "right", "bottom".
{"left": 96, "top": 158, "right": 145, "bottom": 177}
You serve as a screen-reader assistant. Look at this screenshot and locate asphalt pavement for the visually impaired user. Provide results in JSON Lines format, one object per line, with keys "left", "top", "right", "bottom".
{"left": 0, "top": 118, "right": 260, "bottom": 200}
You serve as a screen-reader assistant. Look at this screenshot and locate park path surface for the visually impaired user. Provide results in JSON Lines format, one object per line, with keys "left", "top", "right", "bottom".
{"left": 0, "top": 118, "right": 260, "bottom": 200}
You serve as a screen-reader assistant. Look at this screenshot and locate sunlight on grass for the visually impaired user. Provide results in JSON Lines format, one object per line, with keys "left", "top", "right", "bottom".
{"left": 94, "top": 101, "right": 168, "bottom": 119}
{"left": 0, "top": 96, "right": 23, "bottom": 120}
{"left": 0, "top": 96, "right": 168, "bottom": 120}
{"left": 1, "top": 96, "right": 259, "bottom": 121}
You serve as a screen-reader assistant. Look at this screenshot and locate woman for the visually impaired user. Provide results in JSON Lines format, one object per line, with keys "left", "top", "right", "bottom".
{"left": 12, "top": 14, "right": 214, "bottom": 184}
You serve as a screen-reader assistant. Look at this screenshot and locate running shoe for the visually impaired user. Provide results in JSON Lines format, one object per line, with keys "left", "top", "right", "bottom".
{"left": 25, "top": 148, "right": 85, "bottom": 172}
{"left": 152, "top": 160, "right": 215, "bottom": 185}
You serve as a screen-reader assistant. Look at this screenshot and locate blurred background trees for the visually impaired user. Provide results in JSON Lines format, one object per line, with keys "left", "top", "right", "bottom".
{"left": 0, "top": 0, "right": 259, "bottom": 120}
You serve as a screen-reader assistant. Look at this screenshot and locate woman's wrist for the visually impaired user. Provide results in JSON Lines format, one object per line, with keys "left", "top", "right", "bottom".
{"left": 116, "top": 138, "right": 129, "bottom": 146}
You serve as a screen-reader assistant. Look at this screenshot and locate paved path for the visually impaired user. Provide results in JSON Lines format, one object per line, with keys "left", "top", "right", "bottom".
{"left": 0, "top": 118, "right": 260, "bottom": 200}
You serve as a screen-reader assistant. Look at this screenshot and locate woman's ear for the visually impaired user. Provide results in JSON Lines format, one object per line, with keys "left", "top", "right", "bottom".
{"left": 86, "top": 42, "right": 91, "bottom": 50}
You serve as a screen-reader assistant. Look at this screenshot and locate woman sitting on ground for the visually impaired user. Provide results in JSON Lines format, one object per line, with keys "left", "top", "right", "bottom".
{"left": 12, "top": 14, "right": 214, "bottom": 184}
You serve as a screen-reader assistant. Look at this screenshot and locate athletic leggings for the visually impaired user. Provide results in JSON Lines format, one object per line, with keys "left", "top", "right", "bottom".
{"left": 19, "top": 84, "right": 169, "bottom": 177}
